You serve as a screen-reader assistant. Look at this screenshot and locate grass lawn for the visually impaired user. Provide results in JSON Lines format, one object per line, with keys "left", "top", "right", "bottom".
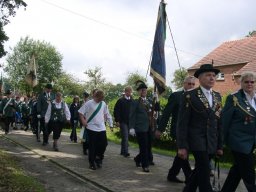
{"left": 0, "top": 149, "right": 45, "bottom": 192}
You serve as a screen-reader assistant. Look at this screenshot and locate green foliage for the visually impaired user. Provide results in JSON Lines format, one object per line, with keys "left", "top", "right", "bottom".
{"left": 246, "top": 30, "right": 256, "bottom": 37}
{"left": 63, "top": 95, "right": 74, "bottom": 106}
{"left": 84, "top": 66, "right": 106, "bottom": 92}
{"left": 171, "top": 67, "right": 188, "bottom": 89}
{"left": 4, "top": 36, "right": 63, "bottom": 94}
{"left": 0, "top": 0, "right": 27, "bottom": 58}
{"left": 55, "top": 71, "right": 84, "bottom": 96}
{"left": 107, "top": 97, "right": 118, "bottom": 116}
{"left": 125, "top": 71, "right": 147, "bottom": 91}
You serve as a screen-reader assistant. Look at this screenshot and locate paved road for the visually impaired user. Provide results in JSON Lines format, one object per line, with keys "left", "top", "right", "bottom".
{"left": 0, "top": 129, "right": 247, "bottom": 192}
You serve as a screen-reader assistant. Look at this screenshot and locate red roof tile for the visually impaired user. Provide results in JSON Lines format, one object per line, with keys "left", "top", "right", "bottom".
{"left": 188, "top": 36, "right": 256, "bottom": 72}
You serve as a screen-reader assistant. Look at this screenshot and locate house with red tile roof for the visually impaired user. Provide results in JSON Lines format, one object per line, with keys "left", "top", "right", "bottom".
{"left": 187, "top": 34, "right": 256, "bottom": 95}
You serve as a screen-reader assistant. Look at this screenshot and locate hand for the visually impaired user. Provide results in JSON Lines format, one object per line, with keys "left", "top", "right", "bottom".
{"left": 66, "top": 120, "right": 71, "bottom": 124}
{"left": 155, "top": 130, "right": 161, "bottom": 139}
{"left": 216, "top": 149, "right": 223, "bottom": 157}
{"left": 178, "top": 148, "right": 188, "bottom": 160}
{"left": 129, "top": 128, "right": 136, "bottom": 136}
{"left": 37, "top": 114, "right": 41, "bottom": 119}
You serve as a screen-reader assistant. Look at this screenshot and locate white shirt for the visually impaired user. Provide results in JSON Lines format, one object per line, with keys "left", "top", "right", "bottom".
{"left": 200, "top": 86, "right": 213, "bottom": 107}
{"left": 244, "top": 91, "right": 256, "bottom": 110}
{"left": 45, "top": 100, "right": 71, "bottom": 123}
{"left": 78, "top": 99, "right": 113, "bottom": 132}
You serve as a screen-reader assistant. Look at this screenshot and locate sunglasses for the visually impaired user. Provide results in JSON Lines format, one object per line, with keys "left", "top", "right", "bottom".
{"left": 187, "top": 82, "right": 195, "bottom": 85}
{"left": 244, "top": 81, "right": 255, "bottom": 84}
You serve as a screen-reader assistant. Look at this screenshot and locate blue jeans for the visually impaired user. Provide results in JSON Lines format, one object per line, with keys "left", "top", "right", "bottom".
{"left": 120, "top": 123, "right": 129, "bottom": 155}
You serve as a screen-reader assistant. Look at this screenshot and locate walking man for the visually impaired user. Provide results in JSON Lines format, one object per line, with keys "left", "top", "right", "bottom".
{"left": 155, "top": 76, "right": 195, "bottom": 183}
{"left": 114, "top": 86, "right": 133, "bottom": 157}
{"left": 37, "top": 83, "right": 55, "bottom": 146}
{"left": 177, "top": 64, "right": 223, "bottom": 192}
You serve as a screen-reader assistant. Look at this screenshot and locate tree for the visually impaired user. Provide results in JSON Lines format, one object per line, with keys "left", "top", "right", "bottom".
{"left": 171, "top": 67, "right": 188, "bottom": 90}
{"left": 0, "top": 0, "right": 27, "bottom": 58}
{"left": 5, "top": 36, "right": 63, "bottom": 94}
{"left": 246, "top": 30, "right": 256, "bottom": 37}
{"left": 125, "top": 71, "right": 147, "bottom": 91}
{"left": 55, "top": 71, "right": 84, "bottom": 96}
{"left": 84, "top": 66, "right": 106, "bottom": 92}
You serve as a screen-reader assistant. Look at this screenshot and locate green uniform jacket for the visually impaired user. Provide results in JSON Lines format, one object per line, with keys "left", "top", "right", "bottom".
{"left": 222, "top": 89, "right": 256, "bottom": 154}
{"left": 158, "top": 90, "right": 183, "bottom": 138}
{"left": 37, "top": 92, "right": 55, "bottom": 117}
{"left": 0, "top": 97, "right": 16, "bottom": 117}
{"left": 177, "top": 87, "right": 222, "bottom": 154}
{"left": 129, "top": 97, "right": 151, "bottom": 133}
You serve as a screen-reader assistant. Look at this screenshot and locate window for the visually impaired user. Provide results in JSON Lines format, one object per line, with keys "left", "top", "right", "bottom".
{"left": 216, "top": 73, "right": 225, "bottom": 80}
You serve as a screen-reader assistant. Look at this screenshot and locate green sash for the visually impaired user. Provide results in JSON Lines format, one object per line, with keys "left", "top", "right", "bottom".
{"left": 82, "top": 101, "right": 102, "bottom": 140}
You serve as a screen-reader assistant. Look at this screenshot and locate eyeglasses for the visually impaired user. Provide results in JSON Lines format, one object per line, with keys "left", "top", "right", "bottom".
{"left": 244, "top": 81, "right": 255, "bottom": 84}
{"left": 187, "top": 82, "right": 195, "bottom": 85}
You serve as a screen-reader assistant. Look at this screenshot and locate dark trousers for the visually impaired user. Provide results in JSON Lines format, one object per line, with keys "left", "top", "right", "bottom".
{"left": 48, "top": 121, "right": 65, "bottom": 140}
{"left": 120, "top": 123, "right": 129, "bottom": 155}
{"left": 87, "top": 129, "right": 107, "bottom": 165}
{"left": 4, "top": 116, "right": 13, "bottom": 133}
{"left": 135, "top": 131, "right": 153, "bottom": 168}
{"left": 221, "top": 151, "right": 256, "bottom": 192}
{"left": 40, "top": 118, "right": 48, "bottom": 143}
{"left": 70, "top": 119, "right": 78, "bottom": 142}
{"left": 184, "top": 151, "right": 213, "bottom": 192}
{"left": 22, "top": 117, "right": 30, "bottom": 130}
{"left": 168, "top": 154, "right": 192, "bottom": 180}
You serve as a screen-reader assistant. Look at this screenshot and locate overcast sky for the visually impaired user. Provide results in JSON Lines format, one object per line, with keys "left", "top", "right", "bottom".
{"left": 1, "top": 0, "right": 255, "bottom": 88}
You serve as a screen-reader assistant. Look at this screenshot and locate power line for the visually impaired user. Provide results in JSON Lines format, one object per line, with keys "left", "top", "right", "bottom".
{"left": 39, "top": 0, "right": 235, "bottom": 66}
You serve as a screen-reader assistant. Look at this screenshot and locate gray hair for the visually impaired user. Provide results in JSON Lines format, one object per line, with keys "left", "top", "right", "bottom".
{"left": 184, "top": 76, "right": 196, "bottom": 83}
{"left": 240, "top": 71, "right": 256, "bottom": 82}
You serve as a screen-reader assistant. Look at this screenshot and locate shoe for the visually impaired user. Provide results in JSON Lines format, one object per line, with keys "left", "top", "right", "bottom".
{"left": 89, "top": 164, "right": 96, "bottom": 170}
{"left": 142, "top": 167, "right": 150, "bottom": 172}
{"left": 42, "top": 142, "right": 48, "bottom": 146}
{"left": 5, "top": 131, "right": 8, "bottom": 135}
{"left": 123, "top": 153, "right": 130, "bottom": 157}
{"left": 149, "top": 161, "right": 155, "bottom": 166}
{"left": 37, "top": 139, "right": 41, "bottom": 142}
{"left": 54, "top": 147, "right": 59, "bottom": 152}
{"left": 83, "top": 150, "right": 88, "bottom": 155}
{"left": 134, "top": 157, "right": 141, "bottom": 167}
{"left": 74, "top": 140, "right": 77, "bottom": 143}
{"left": 167, "top": 176, "right": 184, "bottom": 183}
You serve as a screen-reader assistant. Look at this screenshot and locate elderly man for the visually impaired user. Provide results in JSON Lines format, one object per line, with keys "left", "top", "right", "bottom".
{"left": 155, "top": 76, "right": 195, "bottom": 183}
{"left": 177, "top": 64, "right": 223, "bottom": 192}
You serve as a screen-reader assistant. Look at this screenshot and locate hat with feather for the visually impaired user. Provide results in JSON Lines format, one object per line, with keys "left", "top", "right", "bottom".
{"left": 135, "top": 80, "right": 147, "bottom": 91}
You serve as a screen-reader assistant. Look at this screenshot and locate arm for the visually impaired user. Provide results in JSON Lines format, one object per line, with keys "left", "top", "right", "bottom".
{"left": 64, "top": 103, "right": 71, "bottom": 121}
{"left": 221, "top": 94, "right": 234, "bottom": 145}
{"left": 129, "top": 100, "right": 137, "bottom": 129}
{"left": 113, "top": 99, "right": 121, "bottom": 126}
{"left": 78, "top": 104, "right": 87, "bottom": 127}
{"left": 104, "top": 104, "right": 113, "bottom": 127}
{"left": 176, "top": 93, "right": 191, "bottom": 159}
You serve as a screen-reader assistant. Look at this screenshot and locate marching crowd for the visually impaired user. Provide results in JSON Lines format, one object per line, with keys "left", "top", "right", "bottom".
{"left": 0, "top": 63, "right": 256, "bottom": 192}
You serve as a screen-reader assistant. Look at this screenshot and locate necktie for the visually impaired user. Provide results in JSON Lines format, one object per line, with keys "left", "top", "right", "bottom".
{"left": 205, "top": 91, "right": 213, "bottom": 107}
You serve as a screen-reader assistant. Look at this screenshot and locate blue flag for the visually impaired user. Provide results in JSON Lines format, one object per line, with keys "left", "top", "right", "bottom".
{"left": 150, "top": 1, "right": 166, "bottom": 94}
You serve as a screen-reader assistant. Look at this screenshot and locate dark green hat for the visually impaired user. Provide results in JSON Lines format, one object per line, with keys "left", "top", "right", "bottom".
{"left": 83, "top": 91, "right": 89, "bottom": 98}
{"left": 45, "top": 83, "right": 53, "bottom": 89}
{"left": 135, "top": 80, "right": 147, "bottom": 91}
{"left": 194, "top": 64, "right": 220, "bottom": 78}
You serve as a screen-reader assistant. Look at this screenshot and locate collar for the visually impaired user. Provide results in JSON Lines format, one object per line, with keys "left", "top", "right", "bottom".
{"left": 200, "top": 86, "right": 212, "bottom": 95}
{"left": 243, "top": 90, "right": 256, "bottom": 100}
{"left": 124, "top": 95, "right": 130, "bottom": 100}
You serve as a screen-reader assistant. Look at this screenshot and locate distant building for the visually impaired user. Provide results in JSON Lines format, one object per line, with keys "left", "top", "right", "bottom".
{"left": 188, "top": 33, "right": 256, "bottom": 95}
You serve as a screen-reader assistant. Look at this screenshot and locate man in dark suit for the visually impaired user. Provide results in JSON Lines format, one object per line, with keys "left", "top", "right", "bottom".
{"left": 37, "top": 83, "right": 55, "bottom": 145}
{"left": 177, "top": 64, "right": 223, "bottom": 192}
{"left": 155, "top": 76, "right": 195, "bottom": 183}
{"left": 129, "top": 80, "right": 159, "bottom": 172}
{"left": 114, "top": 86, "right": 133, "bottom": 157}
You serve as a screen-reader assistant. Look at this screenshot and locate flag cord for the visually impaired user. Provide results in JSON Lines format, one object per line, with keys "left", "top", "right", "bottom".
{"left": 145, "top": 50, "right": 153, "bottom": 79}
{"left": 166, "top": 16, "right": 182, "bottom": 71}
